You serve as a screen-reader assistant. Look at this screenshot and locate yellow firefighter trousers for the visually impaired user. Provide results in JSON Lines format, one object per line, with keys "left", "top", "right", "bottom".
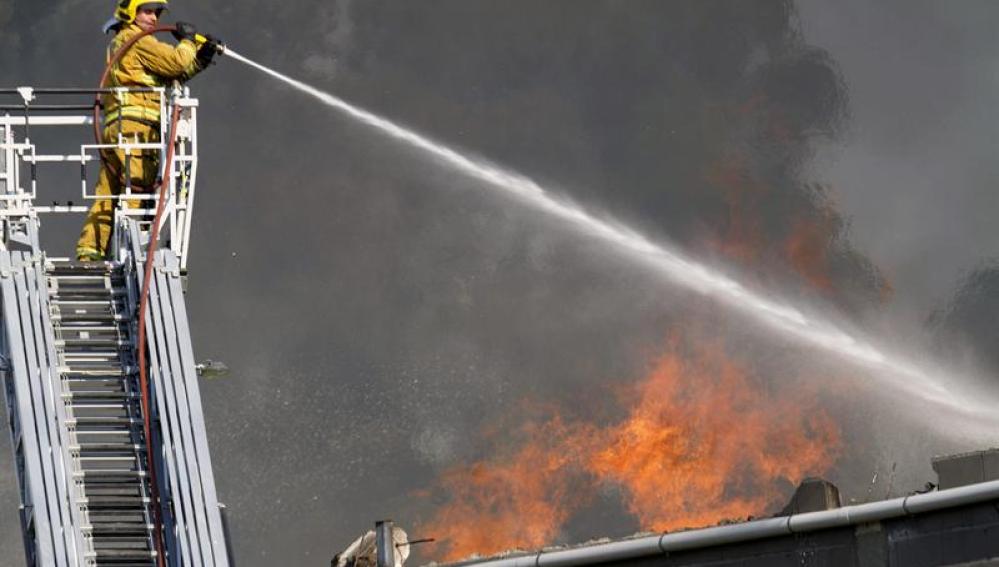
{"left": 76, "top": 120, "right": 161, "bottom": 261}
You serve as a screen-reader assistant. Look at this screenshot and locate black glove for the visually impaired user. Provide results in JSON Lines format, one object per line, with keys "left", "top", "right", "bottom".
{"left": 172, "top": 21, "right": 198, "bottom": 42}
{"left": 196, "top": 35, "right": 223, "bottom": 68}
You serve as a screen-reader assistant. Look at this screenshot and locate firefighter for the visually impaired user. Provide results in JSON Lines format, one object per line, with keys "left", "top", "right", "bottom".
{"left": 77, "top": 0, "right": 219, "bottom": 261}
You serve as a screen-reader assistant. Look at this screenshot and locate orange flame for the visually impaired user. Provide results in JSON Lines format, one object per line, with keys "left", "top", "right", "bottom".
{"left": 588, "top": 344, "right": 840, "bottom": 531}
{"left": 420, "top": 417, "right": 596, "bottom": 560}
{"left": 420, "top": 340, "right": 842, "bottom": 561}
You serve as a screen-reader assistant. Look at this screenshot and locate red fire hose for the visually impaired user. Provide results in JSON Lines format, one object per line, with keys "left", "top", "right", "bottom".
{"left": 95, "top": 24, "right": 182, "bottom": 567}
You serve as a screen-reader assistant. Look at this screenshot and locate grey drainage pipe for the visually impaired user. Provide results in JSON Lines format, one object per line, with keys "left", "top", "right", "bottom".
{"left": 457, "top": 478, "right": 999, "bottom": 567}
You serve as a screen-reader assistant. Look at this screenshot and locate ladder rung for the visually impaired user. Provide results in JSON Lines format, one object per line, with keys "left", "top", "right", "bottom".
{"left": 86, "top": 509, "right": 149, "bottom": 520}
{"left": 49, "top": 274, "right": 121, "bottom": 281}
{"left": 81, "top": 523, "right": 154, "bottom": 535}
{"left": 63, "top": 391, "right": 136, "bottom": 400}
{"left": 91, "top": 535, "right": 153, "bottom": 548}
{"left": 61, "top": 347, "right": 130, "bottom": 355}
{"left": 62, "top": 343, "right": 129, "bottom": 352}
{"left": 53, "top": 310, "right": 119, "bottom": 316}
{"left": 47, "top": 262, "right": 120, "bottom": 272}
{"left": 78, "top": 496, "right": 151, "bottom": 507}
{"left": 51, "top": 299, "right": 120, "bottom": 307}
{"left": 53, "top": 313, "right": 128, "bottom": 322}
{"left": 77, "top": 454, "right": 137, "bottom": 462}
{"left": 79, "top": 486, "right": 143, "bottom": 496}
{"left": 70, "top": 443, "right": 143, "bottom": 452}
{"left": 62, "top": 359, "right": 125, "bottom": 368}
{"left": 85, "top": 549, "right": 157, "bottom": 560}
{"left": 73, "top": 470, "right": 147, "bottom": 480}
{"left": 49, "top": 288, "right": 128, "bottom": 302}
{"left": 67, "top": 417, "right": 142, "bottom": 426}
{"left": 63, "top": 367, "right": 137, "bottom": 377}
{"left": 68, "top": 402, "right": 134, "bottom": 409}
{"left": 52, "top": 304, "right": 116, "bottom": 312}
{"left": 77, "top": 451, "right": 138, "bottom": 461}
{"left": 74, "top": 431, "right": 137, "bottom": 444}
{"left": 61, "top": 352, "right": 124, "bottom": 361}
{"left": 57, "top": 332, "right": 126, "bottom": 341}
{"left": 64, "top": 381, "right": 127, "bottom": 391}
{"left": 54, "top": 324, "right": 124, "bottom": 332}
{"left": 60, "top": 335, "right": 129, "bottom": 345}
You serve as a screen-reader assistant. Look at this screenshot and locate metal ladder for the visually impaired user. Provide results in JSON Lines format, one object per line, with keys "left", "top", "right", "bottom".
{"left": 1, "top": 87, "right": 230, "bottom": 566}
{"left": 49, "top": 262, "right": 158, "bottom": 566}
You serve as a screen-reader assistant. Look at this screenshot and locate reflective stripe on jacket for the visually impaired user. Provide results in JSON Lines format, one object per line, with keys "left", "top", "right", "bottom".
{"left": 102, "top": 23, "right": 202, "bottom": 126}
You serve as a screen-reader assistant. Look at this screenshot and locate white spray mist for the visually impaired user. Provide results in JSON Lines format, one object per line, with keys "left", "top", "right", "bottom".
{"left": 223, "top": 48, "right": 999, "bottom": 438}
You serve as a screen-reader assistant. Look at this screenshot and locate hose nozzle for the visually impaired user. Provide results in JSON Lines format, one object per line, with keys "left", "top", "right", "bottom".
{"left": 194, "top": 33, "right": 226, "bottom": 54}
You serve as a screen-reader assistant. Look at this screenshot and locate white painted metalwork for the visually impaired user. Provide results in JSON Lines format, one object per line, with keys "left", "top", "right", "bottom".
{"left": 0, "top": 117, "right": 95, "bottom": 126}
{"left": 0, "top": 85, "right": 200, "bottom": 269}
{"left": 0, "top": 85, "right": 228, "bottom": 566}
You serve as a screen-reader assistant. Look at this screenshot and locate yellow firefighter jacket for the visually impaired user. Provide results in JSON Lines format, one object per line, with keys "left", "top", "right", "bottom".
{"left": 102, "top": 23, "right": 203, "bottom": 125}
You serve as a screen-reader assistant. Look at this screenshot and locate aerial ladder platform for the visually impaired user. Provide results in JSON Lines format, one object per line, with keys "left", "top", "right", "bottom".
{"left": 0, "top": 85, "right": 230, "bottom": 566}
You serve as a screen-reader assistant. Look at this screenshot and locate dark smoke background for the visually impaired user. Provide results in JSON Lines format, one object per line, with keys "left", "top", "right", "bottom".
{"left": 0, "top": 1, "right": 996, "bottom": 565}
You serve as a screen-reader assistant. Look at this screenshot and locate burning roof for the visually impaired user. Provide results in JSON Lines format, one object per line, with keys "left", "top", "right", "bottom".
{"left": 416, "top": 337, "right": 842, "bottom": 562}
{"left": 425, "top": 449, "right": 999, "bottom": 567}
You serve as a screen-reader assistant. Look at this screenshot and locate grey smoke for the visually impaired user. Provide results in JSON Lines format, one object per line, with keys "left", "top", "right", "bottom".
{"left": 0, "top": 1, "right": 996, "bottom": 566}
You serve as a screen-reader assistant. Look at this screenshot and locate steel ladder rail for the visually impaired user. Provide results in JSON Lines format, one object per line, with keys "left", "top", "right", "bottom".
{"left": 49, "top": 263, "right": 159, "bottom": 567}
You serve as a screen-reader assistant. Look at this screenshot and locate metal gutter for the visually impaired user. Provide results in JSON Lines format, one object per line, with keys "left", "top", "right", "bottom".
{"left": 453, "top": 478, "right": 999, "bottom": 567}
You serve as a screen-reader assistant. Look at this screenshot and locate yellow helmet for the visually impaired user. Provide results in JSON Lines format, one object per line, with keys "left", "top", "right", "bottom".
{"left": 113, "top": 0, "right": 169, "bottom": 24}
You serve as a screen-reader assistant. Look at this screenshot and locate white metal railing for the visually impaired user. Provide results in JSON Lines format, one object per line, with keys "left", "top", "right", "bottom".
{"left": 0, "top": 85, "right": 200, "bottom": 269}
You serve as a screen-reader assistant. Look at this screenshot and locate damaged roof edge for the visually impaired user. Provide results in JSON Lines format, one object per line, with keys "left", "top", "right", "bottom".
{"left": 452, "top": 477, "right": 999, "bottom": 567}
